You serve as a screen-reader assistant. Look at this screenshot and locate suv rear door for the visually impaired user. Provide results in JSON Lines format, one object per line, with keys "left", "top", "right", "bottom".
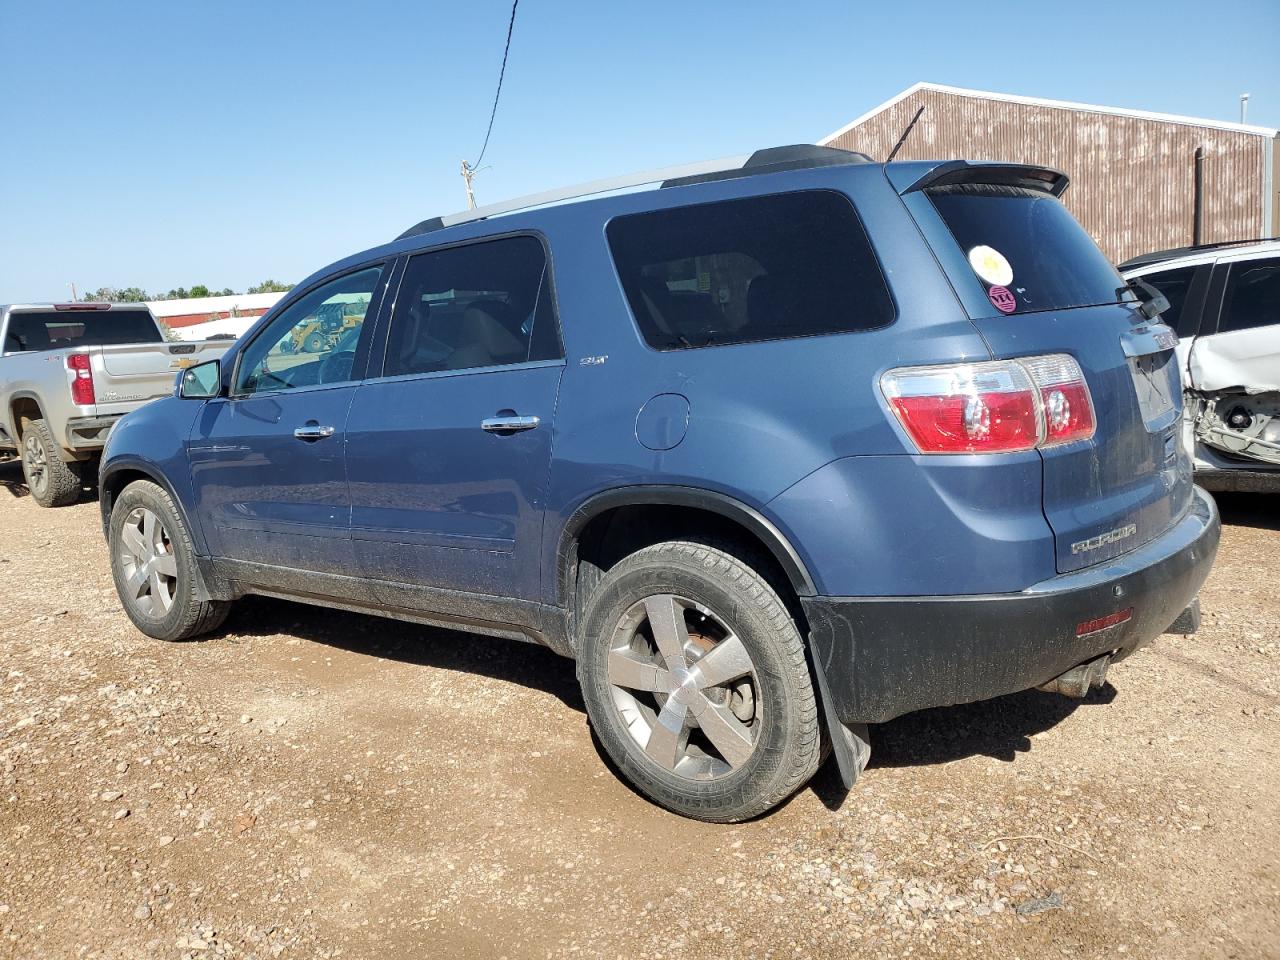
{"left": 894, "top": 162, "right": 1193, "bottom": 573}
{"left": 345, "top": 234, "right": 564, "bottom": 603}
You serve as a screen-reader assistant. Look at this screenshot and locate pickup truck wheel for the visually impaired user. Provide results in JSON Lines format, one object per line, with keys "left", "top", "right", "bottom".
{"left": 578, "top": 540, "right": 821, "bottom": 822}
{"left": 109, "top": 480, "right": 231, "bottom": 641}
{"left": 21, "top": 418, "right": 84, "bottom": 507}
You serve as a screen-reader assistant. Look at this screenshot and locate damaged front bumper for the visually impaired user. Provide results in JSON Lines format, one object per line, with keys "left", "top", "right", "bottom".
{"left": 1192, "top": 390, "right": 1280, "bottom": 464}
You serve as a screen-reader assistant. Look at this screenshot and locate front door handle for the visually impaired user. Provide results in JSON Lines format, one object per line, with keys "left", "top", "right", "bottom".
{"left": 481, "top": 415, "right": 540, "bottom": 434}
{"left": 294, "top": 423, "right": 336, "bottom": 442}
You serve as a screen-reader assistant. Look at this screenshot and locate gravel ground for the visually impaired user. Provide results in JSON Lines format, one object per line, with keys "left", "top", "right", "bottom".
{"left": 0, "top": 457, "right": 1277, "bottom": 960}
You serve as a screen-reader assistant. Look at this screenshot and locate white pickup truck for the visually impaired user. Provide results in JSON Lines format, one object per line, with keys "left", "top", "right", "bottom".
{"left": 0, "top": 302, "right": 231, "bottom": 506}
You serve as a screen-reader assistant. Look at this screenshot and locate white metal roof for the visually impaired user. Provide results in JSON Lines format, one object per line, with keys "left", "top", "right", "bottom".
{"left": 146, "top": 291, "right": 286, "bottom": 318}
{"left": 1122, "top": 239, "right": 1280, "bottom": 276}
{"left": 820, "top": 82, "right": 1280, "bottom": 146}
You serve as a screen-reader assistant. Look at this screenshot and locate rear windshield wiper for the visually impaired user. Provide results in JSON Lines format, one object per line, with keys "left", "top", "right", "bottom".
{"left": 1119, "top": 278, "right": 1170, "bottom": 321}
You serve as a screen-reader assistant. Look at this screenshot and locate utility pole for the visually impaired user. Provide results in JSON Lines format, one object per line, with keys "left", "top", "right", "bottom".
{"left": 461, "top": 160, "right": 478, "bottom": 210}
{"left": 68, "top": 282, "right": 78, "bottom": 302}
{"left": 1240, "top": 93, "right": 1250, "bottom": 124}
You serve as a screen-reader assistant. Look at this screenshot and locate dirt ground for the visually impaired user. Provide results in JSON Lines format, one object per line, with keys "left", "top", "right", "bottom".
{"left": 0, "top": 457, "right": 1276, "bottom": 960}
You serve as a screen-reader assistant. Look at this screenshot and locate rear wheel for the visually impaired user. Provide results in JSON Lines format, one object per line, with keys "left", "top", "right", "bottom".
{"left": 303, "top": 332, "right": 325, "bottom": 353}
{"left": 109, "top": 480, "right": 230, "bottom": 641}
{"left": 21, "top": 418, "right": 84, "bottom": 507}
{"left": 578, "top": 540, "right": 821, "bottom": 822}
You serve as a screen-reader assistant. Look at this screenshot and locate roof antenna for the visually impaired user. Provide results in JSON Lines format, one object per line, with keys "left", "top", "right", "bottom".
{"left": 886, "top": 106, "right": 926, "bottom": 162}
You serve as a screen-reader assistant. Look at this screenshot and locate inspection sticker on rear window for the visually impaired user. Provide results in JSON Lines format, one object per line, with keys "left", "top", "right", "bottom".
{"left": 967, "top": 245, "right": 1013, "bottom": 287}
{"left": 988, "top": 285, "right": 1017, "bottom": 314}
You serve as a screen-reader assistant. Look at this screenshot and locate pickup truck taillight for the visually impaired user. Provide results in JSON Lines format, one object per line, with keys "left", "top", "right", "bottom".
{"left": 67, "top": 353, "right": 96, "bottom": 405}
{"left": 881, "top": 354, "right": 1096, "bottom": 454}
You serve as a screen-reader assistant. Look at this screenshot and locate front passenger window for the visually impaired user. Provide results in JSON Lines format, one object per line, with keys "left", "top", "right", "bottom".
{"left": 1218, "top": 258, "right": 1280, "bottom": 334}
{"left": 383, "top": 236, "right": 560, "bottom": 377}
{"left": 235, "top": 266, "right": 384, "bottom": 395}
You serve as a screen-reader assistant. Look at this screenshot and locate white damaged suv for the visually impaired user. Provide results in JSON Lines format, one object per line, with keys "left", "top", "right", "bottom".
{"left": 1121, "top": 239, "right": 1280, "bottom": 493}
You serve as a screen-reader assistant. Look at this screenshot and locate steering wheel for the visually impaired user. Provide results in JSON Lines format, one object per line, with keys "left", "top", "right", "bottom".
{"left": 318, "top": 350, "right": 356, "bottom": 384}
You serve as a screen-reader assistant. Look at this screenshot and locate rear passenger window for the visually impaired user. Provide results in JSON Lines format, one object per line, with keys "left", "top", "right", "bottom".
{"left": 383, "top": 235, "right": 560, "bottom": 377}
{"left": 1218, "top": 258, "right": 1280, "bottom": 334}
{"left": 606, "top": 191, "right": 894, "bottom": 350}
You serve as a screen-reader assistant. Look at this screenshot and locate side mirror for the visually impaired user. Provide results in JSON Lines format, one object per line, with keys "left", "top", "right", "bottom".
{"left": 178, "top": 359, "right": 222, "bottom": 399}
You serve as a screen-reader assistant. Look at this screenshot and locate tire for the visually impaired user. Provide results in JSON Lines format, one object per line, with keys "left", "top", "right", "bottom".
{"left": 578, "top": 540, "right": 821, "bottom": 822}
{"left": 21, "top": 418, "right": 84, "bottom": 507}
{"left": 108, "top": 479, "right": 231, "bottom": 641}
{"left": 303, "top": 332, "right": 325, "bottom": 353}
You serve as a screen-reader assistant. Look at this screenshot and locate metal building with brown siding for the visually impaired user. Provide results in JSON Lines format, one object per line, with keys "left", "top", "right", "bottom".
{"left": 821, "top": 83, "right": 1279, "bottom": 264}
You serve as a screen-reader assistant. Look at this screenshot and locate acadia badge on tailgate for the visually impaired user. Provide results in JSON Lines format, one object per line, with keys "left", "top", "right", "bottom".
{"left": 1071, "top": 523, "right": 1138, "bottom": 555}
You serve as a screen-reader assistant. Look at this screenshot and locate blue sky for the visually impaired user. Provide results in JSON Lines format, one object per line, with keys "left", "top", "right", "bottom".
{"left": 1, "top": 0, "right": 1277, "bottom": 303}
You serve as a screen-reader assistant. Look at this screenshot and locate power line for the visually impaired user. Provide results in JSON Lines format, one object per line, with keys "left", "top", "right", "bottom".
{"left": 469, "top": 0, "right": 520, "bottom": 170}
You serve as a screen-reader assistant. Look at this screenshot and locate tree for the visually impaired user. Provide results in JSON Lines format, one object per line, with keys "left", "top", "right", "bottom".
{"left": 80, "top": 286, "right": 151, "bottom": 303}
{"left": 247, "top": 279, "right": 295, "bottom": 294}
{"left": 188, "top": 285, "right": 211, "bottom": 298}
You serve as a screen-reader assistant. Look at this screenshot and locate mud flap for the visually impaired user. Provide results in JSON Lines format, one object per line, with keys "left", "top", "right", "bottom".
{"left": 1165, "top": 597, "right": 1201, "bottom": 635}
{"left": 811, "top": 653, "right": 871, "bottom": 790}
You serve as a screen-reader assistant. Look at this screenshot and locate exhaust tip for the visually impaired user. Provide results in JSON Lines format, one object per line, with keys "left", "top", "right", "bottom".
{"left": 1038, "top": 653, "right": 1111, "bottom": 698}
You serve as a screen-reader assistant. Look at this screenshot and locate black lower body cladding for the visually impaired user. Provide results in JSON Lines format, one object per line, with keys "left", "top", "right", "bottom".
{"left": 803, "top": 486, "right": 1221, "bottom": 725}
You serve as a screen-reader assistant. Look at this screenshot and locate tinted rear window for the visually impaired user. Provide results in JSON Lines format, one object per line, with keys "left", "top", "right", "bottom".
{"left": 607, "top": 190, "right": 894, "bottom": 350}
{"left": 927, "top": 184, "right": 1123, "bottom": 315}
{"left": 4, "top": 309, "right": 161, "bottom": 352}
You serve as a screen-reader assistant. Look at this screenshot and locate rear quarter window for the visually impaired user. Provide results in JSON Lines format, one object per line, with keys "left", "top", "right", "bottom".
{"left": 606, "top": 190, "right": 895, "bottom": 350}
{"left": 927, "top": 183, "right": 1123, "bottom": 315}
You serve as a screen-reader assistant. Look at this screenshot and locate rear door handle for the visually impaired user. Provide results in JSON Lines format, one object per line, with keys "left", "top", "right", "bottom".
{"left": 481, "top": 415, "right": 540, "bottom": 434}
{"left": 294, "top": 423, "right": 336, "bottom": 442}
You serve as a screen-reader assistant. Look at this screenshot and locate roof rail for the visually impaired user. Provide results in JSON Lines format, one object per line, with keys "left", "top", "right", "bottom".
{"left": 395, "top": 144, "right": 870, "bottom": 241}
{"left": 1118, "top": 236, "right": 1280, "bottom": 271}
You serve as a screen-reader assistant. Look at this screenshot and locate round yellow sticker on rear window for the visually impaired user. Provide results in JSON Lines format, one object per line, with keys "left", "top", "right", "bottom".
{"left": 967, "top": 245, "right": 1013, "bottom": 287}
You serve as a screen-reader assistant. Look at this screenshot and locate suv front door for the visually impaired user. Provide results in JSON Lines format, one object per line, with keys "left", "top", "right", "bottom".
{"left": 345, "top": 235, "right": 564, "bottom": 604}
{"left": 1190, "top": 254, "right": 1280, "bottom": 391}
{"left": 188, "top": 263, "right": 390, "bottom": 577}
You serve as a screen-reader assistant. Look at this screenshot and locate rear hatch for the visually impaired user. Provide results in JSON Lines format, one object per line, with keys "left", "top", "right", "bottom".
{"left": 893, "top": 162, "right": 1193, "bottom": 572}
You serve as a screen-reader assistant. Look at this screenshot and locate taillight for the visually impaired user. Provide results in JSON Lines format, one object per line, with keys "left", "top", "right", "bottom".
{"left": 1020, "top": 355, "right": 1096, "bottom": 446}
{"left": 67, "top": 353, "right": 95, "bottom": 405}
{"left": 881, "top": 354, "right": 1095, "bottom": 455}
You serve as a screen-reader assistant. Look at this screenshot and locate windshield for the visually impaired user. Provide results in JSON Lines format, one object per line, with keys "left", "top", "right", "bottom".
{"left": 4, "top": 309, "right": 162, "bottom": 352}
{"left": 927, "top": 184, "right": 1123, "bottom": 315}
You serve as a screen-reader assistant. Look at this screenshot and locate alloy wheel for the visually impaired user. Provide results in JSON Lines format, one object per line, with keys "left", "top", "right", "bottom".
{"left": 22, "top": 433, "right": 48, "bottom": 499}
{"left": 607, "top": 594, "right": 761, "bottom": 781}
{"left": 117, "top": 507, "right": 179, "bottom": 618}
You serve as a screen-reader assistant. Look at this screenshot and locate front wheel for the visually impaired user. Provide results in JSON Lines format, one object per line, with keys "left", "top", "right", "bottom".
{"left": 578, "top": 540, "right": 821, "bottom": 822}
{"left": 109, "top": 480, "right": 231, "bottom": 641}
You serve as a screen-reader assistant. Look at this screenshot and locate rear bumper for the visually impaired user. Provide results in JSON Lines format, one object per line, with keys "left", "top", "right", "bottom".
{"left": 63, "top": 415, "right": 121, "bottom": 454}
{"left": 802, "top": 485, "right": 1221, "bottom": 724}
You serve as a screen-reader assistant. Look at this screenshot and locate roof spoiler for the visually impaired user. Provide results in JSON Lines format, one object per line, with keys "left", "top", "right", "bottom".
{"left": 891, "top": 160, "right": 1070, "bottom": 198}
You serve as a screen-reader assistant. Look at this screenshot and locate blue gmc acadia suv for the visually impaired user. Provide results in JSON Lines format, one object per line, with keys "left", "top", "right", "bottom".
{"left": 100, "top": 145, "right": 1220, "bottom": 822}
